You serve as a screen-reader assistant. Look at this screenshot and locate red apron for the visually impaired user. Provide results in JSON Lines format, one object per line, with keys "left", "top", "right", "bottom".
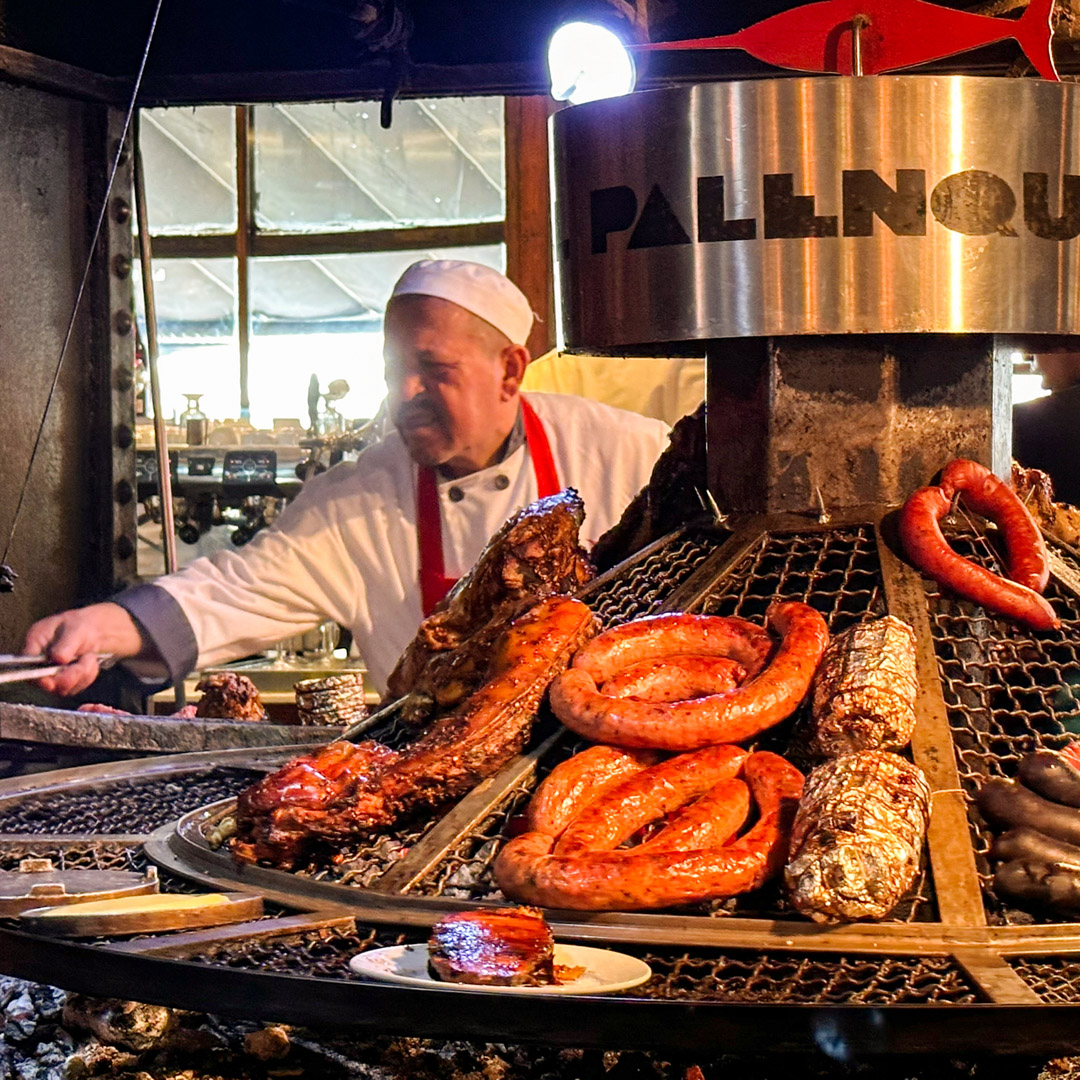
{"left": 416, "top": 398, "right": 560, "bottom": 616}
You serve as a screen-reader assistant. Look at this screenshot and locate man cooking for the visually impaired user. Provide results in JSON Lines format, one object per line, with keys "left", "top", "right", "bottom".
{"left": 24, "top": 260, "right": 670, "bottom": 699}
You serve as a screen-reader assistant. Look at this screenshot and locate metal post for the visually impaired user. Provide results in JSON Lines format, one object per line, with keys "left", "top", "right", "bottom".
{"left": 134, "top": 116, "right": 187, "bottom": 709}
{"left": 236, "top": 105, "right": 253, "bottom": 422}
{"left": 852, "top": 14, "right": 869, "bottom": 76}
{"left": 132, "top": 116, "right": 179, "bottom": 580}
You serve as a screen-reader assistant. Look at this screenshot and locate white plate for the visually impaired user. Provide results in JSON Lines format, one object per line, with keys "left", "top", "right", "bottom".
{"left": 348, "top": 943, "right": 651, "bottom": 995}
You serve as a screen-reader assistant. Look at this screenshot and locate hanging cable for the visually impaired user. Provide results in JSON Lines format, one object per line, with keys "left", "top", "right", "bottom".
{"left": 0, "top": 0, "right": 167, "bottom": 585}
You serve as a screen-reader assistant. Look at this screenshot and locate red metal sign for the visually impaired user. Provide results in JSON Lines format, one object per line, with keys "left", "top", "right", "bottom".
{"left": 637, "top": 0, "right": 1057, "bottom": 80}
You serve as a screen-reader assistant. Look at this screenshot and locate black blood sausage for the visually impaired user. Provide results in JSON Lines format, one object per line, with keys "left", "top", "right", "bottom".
{"left": 990, "top": 826, "right": 1080, "bottom": 868}
{"left": 977, "top": 777, "right": 1080, "bottom": 847}
{"left": 1017, "top": 751, "right": 1080, "bottom": 809}
{"left": 994, "top": 860, "right": 1080, "bottom": 915}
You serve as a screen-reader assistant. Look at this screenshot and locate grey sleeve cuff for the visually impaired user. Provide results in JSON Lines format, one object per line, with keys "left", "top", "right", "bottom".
{"left": 113, "top": 583, "right": 198, "bottom": 688}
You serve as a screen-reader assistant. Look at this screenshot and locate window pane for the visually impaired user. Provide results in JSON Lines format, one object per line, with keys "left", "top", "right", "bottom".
{"left": 247, "top": 244, "right": 505, "bottom": 429}
{"left": 253, "top": 98, "right": 505, "bottom": 233}
{"left": 138, "top": 106, "right": 237, "bottom": 235}
{"left": 134, "top": 257, "right": 240, "bottom": 423}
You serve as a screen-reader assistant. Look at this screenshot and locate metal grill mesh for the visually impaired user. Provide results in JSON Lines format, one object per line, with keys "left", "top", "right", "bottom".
{"left": 0, "top": 840, "right": 145, "bottom": 873}
{"left": 637, "top": 948, "right": 978, "bottom": 1004}
{"left": 186, "top": 923, "right": 407, "bottom": 979}
{"left": 696, "top": 526, "right": 886, "bottom": 632}
{"left": 410, "top": 776, "right": 538, "bottom": 900}
{"left": 587, "top": 528, "right": 718, "bottom": 629}
{"left": 925, "top": 533, "right": 1080, "bottom": 924}
{"left": 0, "top": 768, "right": 262, "bottom": 835}
{"left": 1009, "top": 956, "right": 1080, "bottom": 1002}
{"left": 183, "top": 926, "right": 978, "bottom": 1004}
{"left": 300, "top": 820, "right": 437, "bottom": 888}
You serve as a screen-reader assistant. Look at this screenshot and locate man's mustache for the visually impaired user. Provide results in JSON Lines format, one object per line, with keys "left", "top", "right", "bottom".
{"left": 394, "top": 401, "right": 442, "bottom": 429}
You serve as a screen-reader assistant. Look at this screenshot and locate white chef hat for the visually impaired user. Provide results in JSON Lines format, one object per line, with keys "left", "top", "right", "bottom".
{"left": 390, "top": 259, "right": 535, "bottom": 345}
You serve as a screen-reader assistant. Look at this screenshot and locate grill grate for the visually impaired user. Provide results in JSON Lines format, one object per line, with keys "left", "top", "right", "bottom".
{"left": 638, "top": 948, "right": 978, "bottom": 1004}
{"left": 695, "top": 525, "right": 886, "bottom": 632}
{"left": 186, "top": 923, "right": 408, "bottom": 979}
{"left": 408, "top": 734, "right": 593, "bottom": 900}
{"left": 411, "top": 777, "right": 537, "bottom": 900}
{"left": 588, "top": 527, "right": 718, "bottom": 629}
{"left": 925, "top": 533, "right": 1080, "bottom": 924}
{"left": 182, "top": 926, "right": 979, "bottom": 1005}
{"left": 299, "top": 820, "right": 437, "bottom": 888}
{"left": 0, "top": 768, "right": 262, "bottom": 835}
{"left": 1009, "top": 956, "right": 1080, "bottom": 1002}
{"left": 0, "top": 840, "right": 145, "bottom": 873}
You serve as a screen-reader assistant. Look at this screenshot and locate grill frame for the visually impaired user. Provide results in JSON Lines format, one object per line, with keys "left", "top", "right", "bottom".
{"left": 10, "top": 916, "right": 1080, "bottom": 1056}
{"left": 6, "top": 513, "right": 1080, "bottom": 1045}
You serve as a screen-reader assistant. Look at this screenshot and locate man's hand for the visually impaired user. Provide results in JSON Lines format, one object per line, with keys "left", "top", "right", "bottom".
{"left": 23, "top": 603, "right": 144, "bottom": 695}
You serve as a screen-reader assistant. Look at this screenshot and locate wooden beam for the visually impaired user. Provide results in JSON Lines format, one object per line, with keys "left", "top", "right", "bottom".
{"left": 150, "top": 221, "right": 505, "bottom": 260}
{"left": 138, "top": 64, "right": 552, "bottom": 109}
{"left": 504, "top": 95, "right": 556, "bottom": 357}
{"left": 236, "top": 105, "right": 253, "bottom": 418}
{"left": 876, "top": 517, "right": 988, "bottom": 928}
{"left": 0, "top": 42, "right": 126, "bottom": 103}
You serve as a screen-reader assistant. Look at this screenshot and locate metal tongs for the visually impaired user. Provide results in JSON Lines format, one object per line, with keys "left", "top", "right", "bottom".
{"left": 0, "top": 653, "right": 116, "bottom": 686}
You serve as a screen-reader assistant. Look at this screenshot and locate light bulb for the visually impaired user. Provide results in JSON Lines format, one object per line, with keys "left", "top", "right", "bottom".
{"left": 547, "top": 21, "right": 636, "bottom": 106}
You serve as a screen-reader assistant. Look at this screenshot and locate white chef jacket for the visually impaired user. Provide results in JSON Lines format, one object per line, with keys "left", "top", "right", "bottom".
{"left": 118, "top": 393, "right": 669, "bottom": 695}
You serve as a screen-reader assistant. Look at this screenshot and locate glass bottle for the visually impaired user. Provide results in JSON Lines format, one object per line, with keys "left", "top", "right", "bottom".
{"left": 180, "top": 393, "right": 208, "bottom": 446}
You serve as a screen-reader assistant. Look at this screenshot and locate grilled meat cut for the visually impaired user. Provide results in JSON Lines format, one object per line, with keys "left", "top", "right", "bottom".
{"left": 808, "top": 616, "right": 919, "bottom": 756}
{"left": 1012, "top": 461, "right": 1080, "bottom": 550}
{"left": 194, "top": 673, "right": 267, "bottom": 722}
{"left": 785, "top": 750, "right": 930, "bottom": 923}
{"left": 591, "top": 404, "right": 704, "bottom": 573}
{"left": 387, "top": 489, "right": 594, "bottom": 723}
{"left": 233, "top": 597, "right": 597, "bottom": 868}
{"left": 232, "top": 741, "right": 399, "bottom": 866}
{"left": 428, "top": 907, "right": 556, "bottom": 986}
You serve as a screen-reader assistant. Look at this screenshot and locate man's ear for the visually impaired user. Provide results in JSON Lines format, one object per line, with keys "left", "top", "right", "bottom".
{"left": 500, "top": 344, "right": 531, "bottom": 397}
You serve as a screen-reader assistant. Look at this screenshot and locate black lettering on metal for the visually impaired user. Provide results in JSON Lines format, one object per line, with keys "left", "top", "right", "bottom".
{"left": 697, "top": 176, "right": 756, "bottom": 242}
{"left": 1024, "top": 172, "right": 1080, "bottom": 241}
{"left": 930, "top": 170, "right": 1017, "bottom": 237}
{"left": 590, "top": 186, "right": 638, "bottom": 254}
{"left": 627, "top": 184, "right": 693, "bottom": 250}
{"left": 763, "top": 174, "right": 837, "bottom": 239}
{"left": 842, "top": 170, "right": 926, "bottom": 236}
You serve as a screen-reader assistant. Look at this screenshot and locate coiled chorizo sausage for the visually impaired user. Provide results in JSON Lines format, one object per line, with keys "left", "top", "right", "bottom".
{"left": 603, "top": 656, "right": 745, "bottom": 703}
{"left": 549, "top": 602, "right": 829, "bottom": 751}
{"left": 494, "top": 751, "right": 804, "bottom": 911}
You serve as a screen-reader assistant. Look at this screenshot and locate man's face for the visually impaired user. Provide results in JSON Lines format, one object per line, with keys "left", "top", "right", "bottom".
{"left": 384, "top": 295, "right": 513, "bottom": 472}
{"left": 1034, "top": 352, "right": 1080, "bottom": 393}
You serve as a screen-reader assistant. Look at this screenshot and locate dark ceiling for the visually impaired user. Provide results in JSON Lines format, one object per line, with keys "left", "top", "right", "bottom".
{"left": 0, "top": 0, "right": 1047, "bottom": 105}
{"left": 2, "top": 1, "right": 798, "bottom": 74}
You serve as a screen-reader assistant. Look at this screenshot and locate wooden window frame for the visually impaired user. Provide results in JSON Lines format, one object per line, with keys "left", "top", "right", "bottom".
{"left": 145, "top": 96, "right": 555, "bottom": 416}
